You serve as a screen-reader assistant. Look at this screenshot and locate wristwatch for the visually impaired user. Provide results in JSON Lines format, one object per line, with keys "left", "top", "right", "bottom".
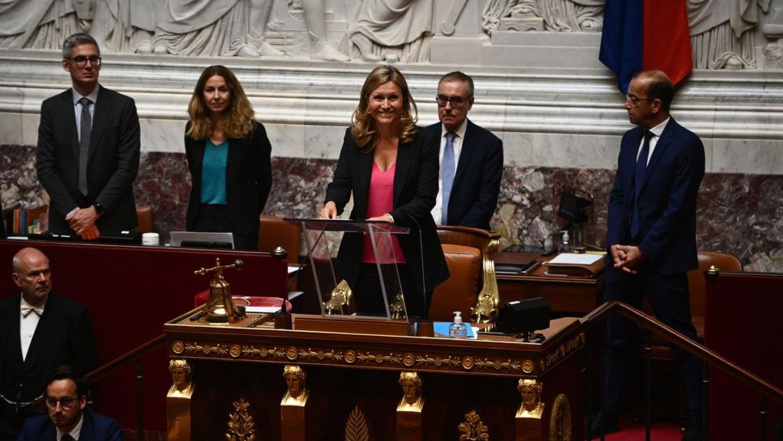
{"left": 93, "top": 202, "right": 107, "bottom": 216}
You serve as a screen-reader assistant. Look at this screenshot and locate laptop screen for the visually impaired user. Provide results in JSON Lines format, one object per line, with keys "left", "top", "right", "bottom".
{"left": 169, "top": 231, "right": 234, "bottom": 249}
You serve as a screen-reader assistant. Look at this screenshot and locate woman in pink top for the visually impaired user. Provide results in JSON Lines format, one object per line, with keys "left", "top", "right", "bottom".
{"left": 319, "top": 66, "right": 448, "bottom": 318}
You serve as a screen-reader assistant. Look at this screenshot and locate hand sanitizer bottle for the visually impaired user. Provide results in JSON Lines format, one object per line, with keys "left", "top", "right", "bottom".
{"left": 559, "top": 230, "right": 571, "bottom": 253}
{"left": 449, "top": 311, "right": 468, "bottom": 339}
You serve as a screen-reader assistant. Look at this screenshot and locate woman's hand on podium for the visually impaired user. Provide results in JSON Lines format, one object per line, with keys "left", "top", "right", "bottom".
{"left": 319, "top": 201, "right": 337, "bottom": 219}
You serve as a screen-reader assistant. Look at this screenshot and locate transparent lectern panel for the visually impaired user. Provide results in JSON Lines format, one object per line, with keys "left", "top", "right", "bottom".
{"left": 284, "top": 218, "right": 410, "bottom": 321}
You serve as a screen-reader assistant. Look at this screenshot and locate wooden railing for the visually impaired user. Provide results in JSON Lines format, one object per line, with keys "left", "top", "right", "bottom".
{"left": 581, "top": 301, "right": 783, "bottom": 440}
{"left": 85, "top": 334, "right": 167, "bottom": 441}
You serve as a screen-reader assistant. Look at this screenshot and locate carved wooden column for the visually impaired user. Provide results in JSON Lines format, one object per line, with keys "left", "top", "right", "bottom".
{"left": 396, "top": 371, "right": 424, "bottom": 441}
{"left": 515, "top": 379, "right": 544, "bottom": 441}
{"left": 166, "top": 359, "right": 194, "bottom": 441}
{"left": 280, "top": 365, "right": 309, "bottom": 441}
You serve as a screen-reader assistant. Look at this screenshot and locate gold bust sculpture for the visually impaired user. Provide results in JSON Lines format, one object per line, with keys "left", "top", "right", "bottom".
{"left": 167, "top": 359, "right": 194, "bottom": 398}
{"left": 397, "top": 371, "right": 424, "bottom": 412}
{"left": 516, "top": 379, "right": 544, "bottom": 418}
{"left": 281, "top": 365, "right": 309, "bottom": 406}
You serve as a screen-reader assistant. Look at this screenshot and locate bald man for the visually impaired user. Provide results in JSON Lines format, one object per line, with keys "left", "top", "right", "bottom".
{"left": 0, "top": 248, "right": 97, "bottom": 441}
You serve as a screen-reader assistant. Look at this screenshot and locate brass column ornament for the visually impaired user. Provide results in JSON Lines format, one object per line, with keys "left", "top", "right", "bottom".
{"left": 166, "top": 360, "right": 194, "bottom": 441}
{"left": 281, "top": 365, "right": 309, "bottom": 441}
{"left": 515, "top": 379, "right": 544, "bottom": 441}
{"left": 197, "top": 258, "right": 245, "bottom": 323}
{"left": 396, "top": 371, "right": 424, "bottom": 441}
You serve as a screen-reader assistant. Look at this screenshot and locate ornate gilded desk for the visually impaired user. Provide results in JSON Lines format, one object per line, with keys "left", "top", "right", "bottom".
{"left": 163, "top": 314, "right": 586, "bottom": 441}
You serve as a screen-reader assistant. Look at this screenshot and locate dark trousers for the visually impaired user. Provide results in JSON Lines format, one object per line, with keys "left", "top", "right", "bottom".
{"left": 602, "top": 265, "right": 704, "bottom": 414}
{"left": 353, "top": 263, "right": 430, "bottom": 318}
{"left": 191, "top": 204, "right": 258, "bottom": 251}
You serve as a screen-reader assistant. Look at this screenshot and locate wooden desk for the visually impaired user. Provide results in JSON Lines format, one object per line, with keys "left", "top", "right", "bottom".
{"left": 164, "top": 314, "right": 587, "bottom": 441}
{"left": 496, "top": 254, "right": 606, "bottom": 316}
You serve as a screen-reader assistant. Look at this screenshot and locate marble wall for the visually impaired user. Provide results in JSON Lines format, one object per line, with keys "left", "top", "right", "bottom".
{"left": 2, "top": 145, "right": 782, "bottom": 272}
{"left": 0, "top": 0, "right": 782, "bottom": 272}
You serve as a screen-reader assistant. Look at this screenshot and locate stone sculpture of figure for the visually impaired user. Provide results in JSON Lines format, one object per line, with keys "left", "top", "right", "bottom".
{"left": 288, "top": 0, "right": 349, "bottom": 61}
{"left": 151, "top": 0, "right": 281, "bottom": 57}
{"left": 516, "top": 379, "right": 544, "bottom": 418}
{"left": 0, "top": 0, "right": 91, "bottom": 50}
{"left": 281, "top": 365, "right": 309, "bottom": 406}
{"left": 168, "top": 359, "right": 194, "bottom": 398}
{"left": 91, "top": 0, "right": 162, "bottom": 53}
{"left": 688, "top": 0, "right": 771, "bottom": 69}
{"left": 482, "top": 0, "right": 604, "bottom": 35}
{"left": 346, "top": 0, "right": 434, "bottom": 63}
{"left": 397, "top": 371, "right": 424, "bottom": 412}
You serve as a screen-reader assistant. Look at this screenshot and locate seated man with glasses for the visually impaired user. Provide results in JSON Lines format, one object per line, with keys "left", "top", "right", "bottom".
{"left": 17, "top": 365, "right": 122, "bottom": 441}
{"left": 426, "top": 71, "right": 503, "bottom": 231}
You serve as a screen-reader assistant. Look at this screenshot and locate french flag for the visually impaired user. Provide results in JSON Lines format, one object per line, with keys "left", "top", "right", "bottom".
{"left": 599, "top": 0, "right": 693, "bottom": 93}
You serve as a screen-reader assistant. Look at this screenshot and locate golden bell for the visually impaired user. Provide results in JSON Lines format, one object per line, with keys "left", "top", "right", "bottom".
{"left": 197, "top": 258, "right": 245, "bottom": 323}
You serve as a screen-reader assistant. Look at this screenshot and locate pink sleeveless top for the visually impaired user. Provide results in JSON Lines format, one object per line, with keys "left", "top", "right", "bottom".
{"left": 362, "top": 161, "right": 406, "bottom": 263}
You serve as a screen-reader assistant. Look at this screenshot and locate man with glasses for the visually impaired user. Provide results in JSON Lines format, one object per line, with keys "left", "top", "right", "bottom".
{"left": 426, "top": 71, "right": 503, "bottom": 231}
{"left": 0, "top": 248, "right": 97, "bottom": 441}
{"left": 594, "top": 70, "right": 705, "bottom": 441}
{"left": 16, "top": 365, "right": 122, "bottom": 441}
{"left": 36, "top": 32, "right": 140, "bottom": 240}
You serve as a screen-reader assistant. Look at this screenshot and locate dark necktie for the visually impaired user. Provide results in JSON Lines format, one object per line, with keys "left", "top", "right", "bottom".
{"left": 441, "top": 132, "right": 456, "bottom": 224}
{"left": 631, "top": 130, "right": 654, "bottom": 237}
{"left": 62, "top": 434, "right": 75, "bottom": 441}
{"left": 78, "top": 97, "right": 92, "bottom": 196}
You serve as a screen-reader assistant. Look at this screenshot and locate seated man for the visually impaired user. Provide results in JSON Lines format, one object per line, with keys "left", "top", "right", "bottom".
{"left": 16, "top": 365, "right": 122, "bottom": 441}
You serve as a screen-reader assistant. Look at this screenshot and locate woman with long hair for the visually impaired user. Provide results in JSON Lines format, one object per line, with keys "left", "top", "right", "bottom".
{"left": 319, "top": 65, "right": 448, "bottom": 318}
{"left": 185, "top": 65, "right": 272, "bottom": 250}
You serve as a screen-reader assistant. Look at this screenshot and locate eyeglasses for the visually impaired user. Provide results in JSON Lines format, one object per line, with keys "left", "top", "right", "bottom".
{"left": 626, "top": 94, "right": 654, "bottom": 105}
{"left": 65, "top": 56, "right": 102, "bottom": 67}
{"left": 45, "top": 396, "right": 78, "bottom": 410}
{"left": 436, "top": 95, "right": 471, "bottom": 109}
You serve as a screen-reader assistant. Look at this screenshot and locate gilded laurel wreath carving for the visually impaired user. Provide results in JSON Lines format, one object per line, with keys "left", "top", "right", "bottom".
{"left": 226, "top": 399, "right": 256, "bottom": 441}
{"left": 458, "top": 410, "right": 489, "bottom": 440}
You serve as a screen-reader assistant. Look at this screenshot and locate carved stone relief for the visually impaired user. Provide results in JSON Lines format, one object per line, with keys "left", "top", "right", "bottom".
{"left": 0, "top": 0, "right": 779, "bottom": 69}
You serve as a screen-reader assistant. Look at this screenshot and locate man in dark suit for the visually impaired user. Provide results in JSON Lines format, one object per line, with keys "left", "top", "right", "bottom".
{"left": 0, "top": 248, "right": 97, "bottom": 441}
{"left": 426, "top": 71, "right": 503, "bottom": 231}
{"left": 37, "top": 33, "right": 140, "bottom": 240}
{"left": 594, "top": 70, "right": 705, "bottom": 441}
{"left": 17, "top": 365, "right": 122, "bottom": 441}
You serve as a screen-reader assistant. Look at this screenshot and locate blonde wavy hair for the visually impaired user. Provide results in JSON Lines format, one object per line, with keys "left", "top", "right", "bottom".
{"left": 351, "top": 65, "right": 418, "bottom": 149}
{"left": 187, "top": 65, "right": 255, "bottom": 140}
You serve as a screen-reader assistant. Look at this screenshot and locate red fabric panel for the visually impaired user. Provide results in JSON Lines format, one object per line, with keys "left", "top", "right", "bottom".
{"left": 643, "top": 0, "right": 693, "bottom": 85}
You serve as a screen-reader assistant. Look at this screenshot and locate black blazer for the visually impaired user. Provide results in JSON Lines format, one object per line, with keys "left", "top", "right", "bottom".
{"left": 426, "top": 119, "right": 504, "bottom": 230}
{"left": 0, "top": 294, "right": 97, "bottom": 428}
{"left": 325, "top": 127, "right": 449, "bottom": 294}
{"left": 36, "top": 85, "right": 141, "bottom": 234}
{"left": 606, "top": 117, "right": 705, "bottom": 275}
{"left": 185, "top": 121, "right": 273, "bottom": 235}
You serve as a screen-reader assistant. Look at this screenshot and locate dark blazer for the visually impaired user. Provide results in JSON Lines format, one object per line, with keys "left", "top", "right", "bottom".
{"left": 16, "top": 407, "right": 122, "bottom": 441}
{"left": 325, "top": 127, "right": 449, "bottom": 295}
{"left": 0, "top": 294, "right": 97, "bottom": 438}
{"left": 185, "top": 121, "right": 273, "bottom": 235}
{"left": 606, "top": 117, "right": 705, "bottom": 275}
{"left": 36, "top": 85, "right": 141, "bottom": 235}
{"left": 425, "top": 119, "right": 503, "bottom": 230}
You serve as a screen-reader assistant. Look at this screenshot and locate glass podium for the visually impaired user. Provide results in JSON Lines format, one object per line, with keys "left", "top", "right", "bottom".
{"left": 284, "top": 218, "right": 411, "bottom": 323}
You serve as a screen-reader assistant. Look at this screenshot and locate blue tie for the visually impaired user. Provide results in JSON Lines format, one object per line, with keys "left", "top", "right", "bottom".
{"left": 631, "top": 130, "right": 654, "bottom": 238}
{"left": 441, "top": 132, "right": 456, "bottom": 224}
